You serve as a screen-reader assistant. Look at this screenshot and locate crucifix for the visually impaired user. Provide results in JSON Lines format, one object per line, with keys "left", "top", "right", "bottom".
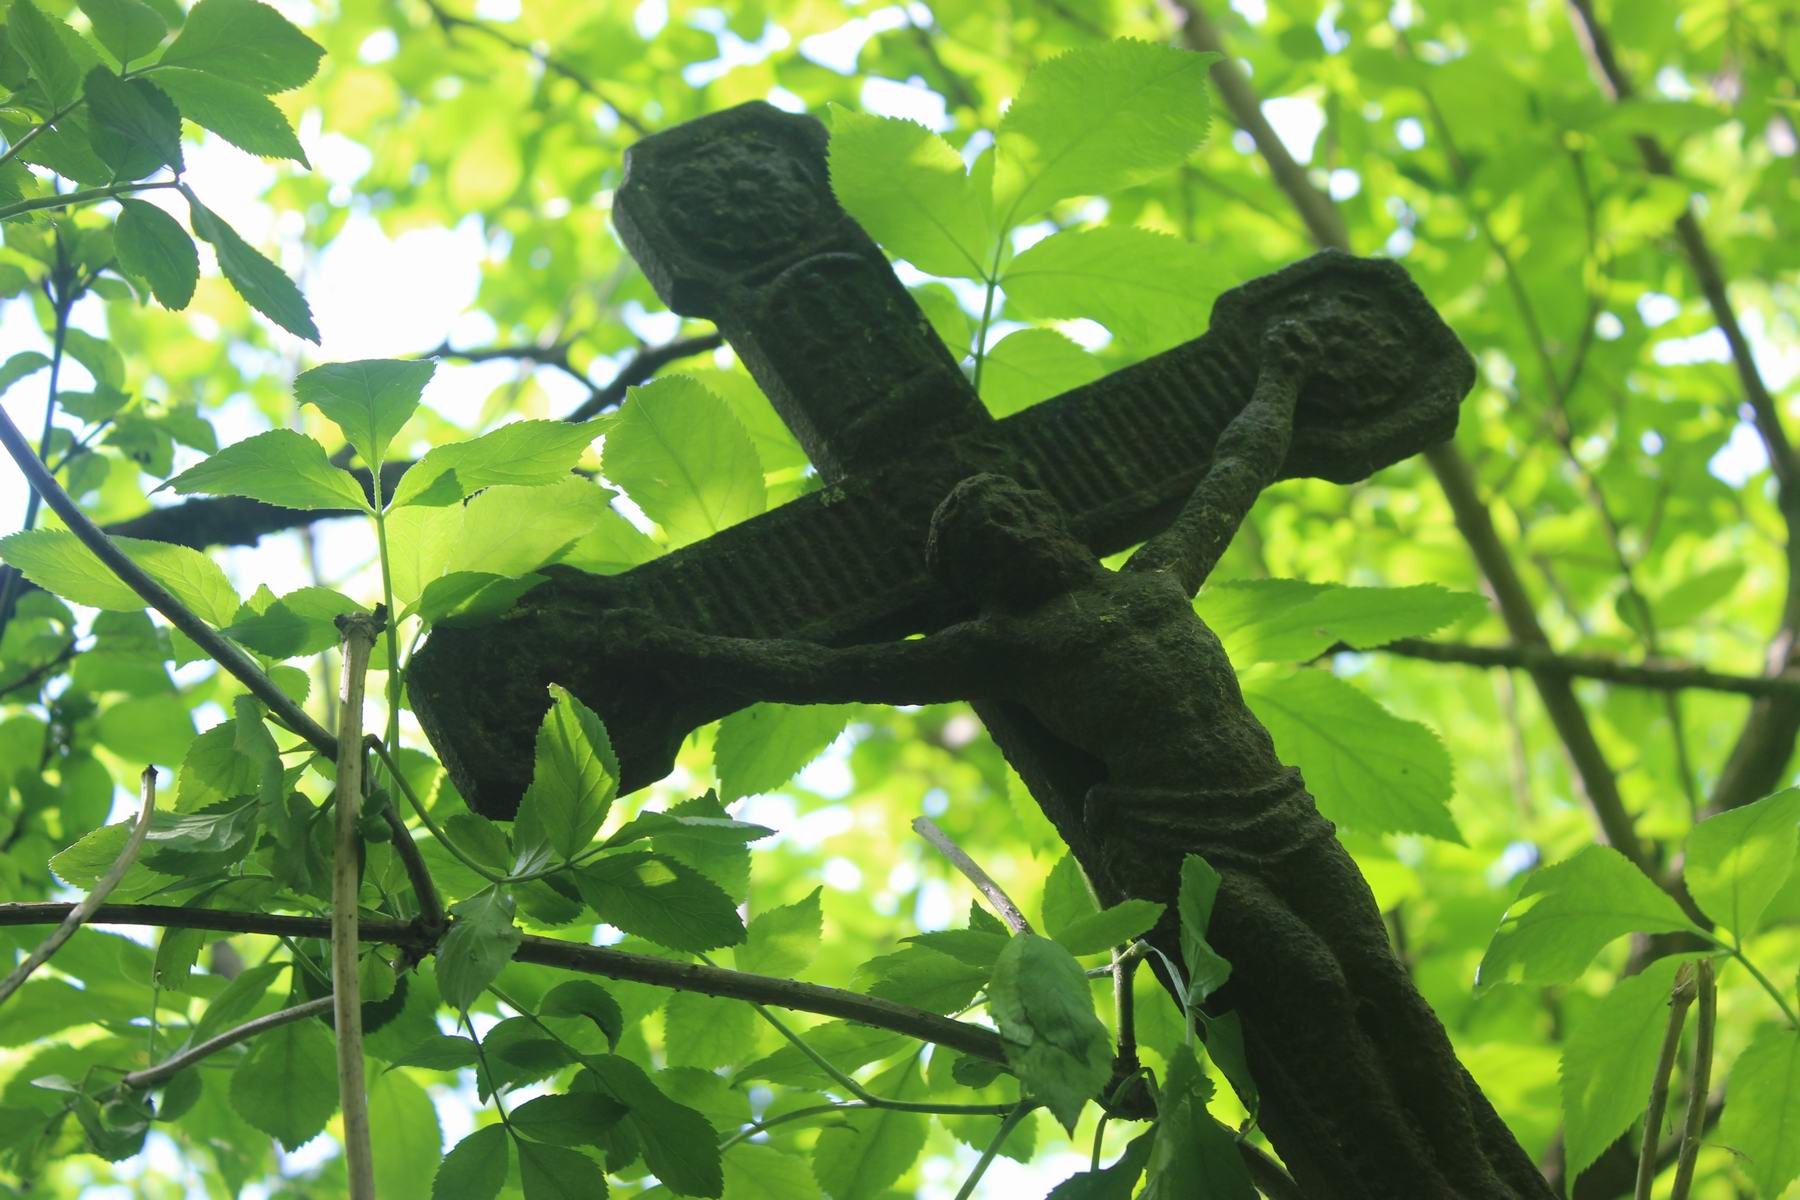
{"left": 410, "top": 102, "right": 1549, "bottom": 1199}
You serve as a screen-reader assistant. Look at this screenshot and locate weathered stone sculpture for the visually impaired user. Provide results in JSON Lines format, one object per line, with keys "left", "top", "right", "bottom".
{"left": 410, "top": 102, "right": 1552, "bottom": 1198}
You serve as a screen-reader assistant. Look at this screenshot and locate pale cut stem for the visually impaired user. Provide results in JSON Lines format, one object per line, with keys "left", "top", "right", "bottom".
{"left": 1635, "top": 963, "right": 1697, "bottom": 1200}
{"left": 911, "top": 816, "right": 1034, "bottom": 935}
{"left": 1669, "top": 959, "right": 1717, "bottom": 1200}
{"left": 332, "top": 614, "right": 381, "bottom": 1200}
{"left": 0, "top": 767, "right": 157, "bottom": 1005}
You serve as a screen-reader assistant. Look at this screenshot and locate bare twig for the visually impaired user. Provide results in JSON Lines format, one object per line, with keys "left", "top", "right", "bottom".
{"left": 1368, "top": 639, "right": 1800, "bottom": 700}
{"left": 1669, "top": 959, "right": 1716, "bottom": 1199}
{"left": 0, "top": 767, "right": 157, "bottom": 1005}
{"left": 1636, "top": 964, "right": 1698, "bottom": 1200}
{"left": 912, "top": 816, "right": 1034, "bottom": 935}
{"left": 562, "top": 332, "right": 724, "bottom": 422}
{"left": 120, "top": 996, "right": 334, "bottom": 1091}
{"left": 331, "top": 615, "right": 381, "bottom": 1200}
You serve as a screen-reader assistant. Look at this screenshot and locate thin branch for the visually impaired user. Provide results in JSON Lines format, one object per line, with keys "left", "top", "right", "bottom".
{"left": 953, "top": 1102, "right": 1033, "bottom": 1200}
{"left": 0, "top": 767, "right": 157, "bottom": 1005}
{"left": 1367, "top": 639, "right": 1800, "bottom": 699}
{"left": 563, "top": 332, "right": 724, "bottom": 422}
{"left": 0, "top": 638, "right": 81, "bottom": 697}
{"left": 1635, "top": 964, "right": 1697, "bottom": 1200}
{"left": 1669, "top": 959, "right": 1716, "bottom": 1199}
{"left": 331, "top": 615, "right": 380, "bottom": 1200}
{"left": 912, "top": 816, "right": 1034, "bottom": 935}
{"left": 0, "top": 901, "right": 1009, "bottom": 1064}
{"left": 119, "top": 996, "right": 334, "bottom": 1091}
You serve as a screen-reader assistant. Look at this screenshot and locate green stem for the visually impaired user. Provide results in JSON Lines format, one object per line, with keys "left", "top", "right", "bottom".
{"left": 717, "top": 1101, "right": 870, "bottom": 1151}
{"left": 370, "top": 476, "right": 405, "bottom": 788}
{"left": 953, "top": 1103, "right": 1032, "bottom": 1200}
{"left": 460, "top": 1013, "right": 515, "bottom": 1128}
{"left": 0, "top": 179, "right": 180, "bottom": 223}
{"left": 368, "top": 737, "right": 505, "bottom": 884}
{"left": 968, "top": 235, "right": 1008, "bottom": 395}
{"left": 1728, "top": 943, "right": 1800, "bottom": 1029}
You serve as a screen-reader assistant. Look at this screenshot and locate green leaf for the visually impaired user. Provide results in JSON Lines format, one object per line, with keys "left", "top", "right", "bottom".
{"left": 1478, "top": 846, "right": 1702, "bottom": 988}
{"left": 389, "top": 418, "right": 600, "bottom": 508}
{"left": 811, "top": 1056, "right": 928, "bottom": 1198}
{"left": 1139, "top": 1043, "right": 1255, "bottom": 1199}
{"left": 828, "top": 108, "right": 991, "bottom": 279}
{"left": 1046, "top": 1132, "right": 1153, "bottom": 1199}
{"left": 1242, "top": 670, "right": 1461, "bottom": 841}
{"left": 605, "top": 376, "right": 764, "bottom": 548}
{"left": 75, "top": 0, "right": 166, "bottom": 64}
{"left": 988, "top": 933, "right": 1112, "bottom": 1132}
{"left": 95, "top": 692, "right": 196, "bottom": 765}
{"left": 539, "top": 980, "right": 623, "bottom": 1050}
{"left": 663, "top": 990, "right": 758, "bottom": 1069}
{"left": 437, "top": 887, "right": 522, "bottom": 1010}
{"left": 0, "top": 351, "right": 52, "bottom": 398}
{"left": 739, "top": 1020, "right": 912, "bottom": 1089}
{"left": 1177, "top": 855, "right": 1232, "bottom": 1005}
{"left": 223, "top": 585, "right": 363, "bottom": 658}
{"left": 61, "top": 328, "right": 124, "bottom": 390}
{"left": 82, "top": 67, "right": 182, "bottom": 174}
{"left": 153, "top": 66, "right": 307, "bottom": 164}
{"left": 1682, "top": 786, "right": 1800, "bottom": 939}
{"left": 186, "top": 195, "right": 318, "bottom": 341}
{"left": 1715, "top": 1026, "right": 1800, "bottom": 1200}
{"left": 1202, "top": 581, "right": 1487, "bottom": 664}
{"left": 9, "top": 0, "right": 82, "bottom": 110}
{"left": 584, "top": 1054, "right": 724, "bottom": 1197}
{"left": 192, "top": 961, "right": 283, "bottom": 1042}
{"left": 713, "top": 703, "right": 852, "bottom": 802}
{"left": 1052, "top": 898, "right": 1164, "bottom": 958}
{"left": 368, "top": 1070, "right": 441, "bottom": 1200}
{"left": 516, "top": 1140, "right": 609, "bottom": 1199}
{"left": 575, "top": 851, "right": 745, "bottom": 953}
{"left": 0, "top": 530, "right": 240, "bottom": 625}
{"left": 164, "top": 428, "right": 369, "bottom": 511}
{"left": 734, "top": 887, "right": 823, "bottom": 977}
{"left": 115, "top": 198, "right": 198, "bottom": 309}
{"left": 723, "top": 1144, "right": 822, "bottom": 1200}
{"left": 158, "top": 0, "right": 323, "bottom": 93}
{"left": 446, "top": 478, "right": 612, "bottom": 578}
{"left": 979, "top": 328, "right": 1106, "bottom": 418}
{"left": 1041, "top": 854, "right": 1099, "bottom": 940}
{"left": 903, "top": 928, "right": 1010, "bottom": 968}
{"left": 910, "top": 281, "right": 974, "bottom": 355}
{"left": 1001, "top": 226, "right": 1225, "bottom": 351}
{"left": 857, "top": 944, "right": 988, "bottom": 1012}
{"left": 389, "top": 1033, "right": 479, "bottom": 1071}
{"left": 432, "top": 1124, "right": 509, "bottom": 1200}
{"left": 993, "top": 40, "right": 1216, "bottom": 225}
{"left": 1559, "top": 956, "right": 1694, "bottom": 1181}
{"left": 295, "top": 358, "right": 435, "bottom": 469}
{"left": 508, "top": 1092, "right": 626, "bottom": 1147}
{"left": 515, "top": 684, "right": 620, "bottom": 861}
{"left": 227, "top": 1016, "right": 337, "bottom": 1149}
{"left": 176, "top": 720, "right": 258, "bottom": 811}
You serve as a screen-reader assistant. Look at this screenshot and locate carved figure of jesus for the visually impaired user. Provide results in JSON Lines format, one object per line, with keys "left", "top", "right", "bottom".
{"left": 603, "top": 320, "right": 1550, "bottom": 1198}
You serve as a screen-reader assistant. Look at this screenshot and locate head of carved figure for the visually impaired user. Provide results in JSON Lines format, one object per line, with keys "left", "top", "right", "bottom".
{"left": 925, "top": 474, "right": 1095, "bottom": 607}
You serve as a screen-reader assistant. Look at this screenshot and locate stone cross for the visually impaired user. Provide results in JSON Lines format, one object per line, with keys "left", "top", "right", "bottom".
{"left": 409, "top": 100, "right": 1472, "bottom": 836}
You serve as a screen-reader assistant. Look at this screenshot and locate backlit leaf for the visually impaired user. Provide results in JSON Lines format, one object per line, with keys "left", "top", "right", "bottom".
{"left": 438, "top": 887, "right": 523, "bottom": 1010}
{"left": 295, "top": 358, "right": 435, "bottom": 469}
{"left": 158, "top": 0, "right": 323, "bottom": 92}
{"left": 575, "top": 851, "right": 745, "bottom": 953}
{"left": 515, "top": 684, "right": 620, "bottom": 862}
{"left": 829, "top": 108, "right": 991, "bottom": 279}
{"left": 606, "top": 376, "right": 764, "bottom": 548}
{"left": 714, "top": 703, "right": 851, "bottom": 801}
{"left": 988, "top": 933, "right": 1112, "bottom": 1132}
{"left": 1682, "top": 786, "right": 1800, "bottom": 939}
{"left": 164, "top": 429, "right": 369, "bottom": 511}
{"left": 115, "top": 199, "right": 198, "bottom": 309}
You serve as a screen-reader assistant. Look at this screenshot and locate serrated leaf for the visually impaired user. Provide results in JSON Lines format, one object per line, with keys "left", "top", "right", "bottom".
{"left": 540, "top": 980, "right": 623, "bottom": 1050}
{"left": 295, "top": 358, "right": 435, "bottom": 469}
{"left": 1203, "top": 580, "right": 1487, "bottom": 664}
{"left": 515, "top": 684, "right": 619, "bottom": 862}
{"left": 724, "top": 1143, "right": 822, "bottom": 1200}
{"left": 517, "top": 1140, "right": 608, "bottom": 1199}
{"left": 369, "top": 1070, "right": 441, "bottom": 1200}
{"left": 223, "top": 585, "right": 363, "bottom": 658}
{"left": 0, "top": 528, "right": 239, "bottom": 625}
{"left": 735, "top": 887, "right": 823, "bottom": 977}
{"left": 1046, "top": 1131, "right": 1153, "bottom": 1199}
{"left": 988, "top": 933, "right": 1111, "bottom": 1132}
{"left": 115, "top": 199, "right": 198, "bottom": 308}
{"left": 448, "top": 478, "right": 611, "bottom": 579}
{"left": 187, "top": 195, "right": 318, "bottom": 340}
{"left": 1716, "top": 1026, "right": 1800, "bottom": 1200}
{"left": 1560, "top": 956, "right": 1693, "bottom": 1180}
{"left": 390, "top": 418, "right": 600, "bottom": 508}
{"left": 1041, "top": 854, "right": 1099, "bottom": 940}
{"left": 389, "top": 1033, "right": 479, "bottom": 1071}
{"left": 714, "top": 703, "right": 851, "bottom": 801}
{"left": 584, "top": 1054, "right": 723, "bottom": 1197}
{"left": 904, "top": 928, "right": 1010, "bottom": 969}
{"left": 979, "top": 328, "right": 1105, "bottom": 418}
{"left": 1053, "top": 899, "right": 1164, "bottom": 957}
{"left": 812, "top": 1056, "right": 928, "bottom": 1198}
{"left": 75, "top": 0, "right": 166, "bottom": 64}
{"left": 154, "top": 66, "right": 307, "bottom": 164}
{"left": 606, "top": 376, "right": 764, "bottom": 548}
{"left": 9, "top": 0, "right": 82, "bottom": 110}
{"left": 0, "top": 352, "right": 52, "bottom": 398}
{"left": 856, "top": 944, "right": 988, "bottom": 1012}
{"left": 1478, "top": 846, "right": 1701, "bottom": 989}
{"left": 437, "top": 887, "right": 522, "bottom": 1010}
{"left": 227, "top": 1016, "right": 337, "bottom": 1149}
{"left": 158, "top": 0, "right": 323, "bottom": 93}
{"left": 164, "top": 428, "right": 369, "bottom": 511}
{"left": 433, "top": 1124, "right": 509, "bottom": 1200}
{"left": 575, "top": 851, "right": 744, "bottom": 953}
{"left": 663, "top": 990, "right": 758, "bottom": 1069}
{"left": 1177, "top": 855, "right": 1231, "bottom": 1005}
{"left": 82, "top": 67, "right": 181, "bottom": 174}
{"left": 1243, "top": 669, "right": 1462, "bottom": 841}
{"left": 175, "top": 720, "right": 258, "bottom": 811}
{"left": 1002, "top": 226, "right": 1225, "bottom": 351}
{"left": 509, "top": 1092, "right": 626, "bottom": 1146}
{"left": 1683, "top": 787, "right": 1800, "bottom": 939}
{"left": 828, "top": 108, "right": 991, "bottom": 279}
{"left": 738, "top": 1020, "right": 911, "bottom": 1089}
{"left": 993, "top": 40, "right": 1217, "bottom": 225}
{"left": 1139, "top": 1043, "right": 1255, "bottom": 1199}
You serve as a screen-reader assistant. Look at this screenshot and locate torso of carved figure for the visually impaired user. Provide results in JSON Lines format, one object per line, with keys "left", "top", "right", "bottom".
{"left": 980, "top": 567, "right": 1287, "bottom": 793}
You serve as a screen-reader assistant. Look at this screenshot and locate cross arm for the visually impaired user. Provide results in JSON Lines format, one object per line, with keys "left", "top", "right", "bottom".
{"left": 1125, "top": 321, "right": 1314, "bottom": 596}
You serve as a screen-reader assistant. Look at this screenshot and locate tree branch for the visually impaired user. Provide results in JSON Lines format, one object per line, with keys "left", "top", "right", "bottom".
{"left": 0, "top": 902, "right": 1008, "bottom": 1064}
{"left": 1369, "top": 638, "right": 1800, "bottom": 699}
{"left": 912, "top": 816, "right": 1034, "bottom": 935}
{"left": 330, "top": 616, "right": 380, "bottom": 1200}
{"left": 1169, "top": 0, "right": 1646, "bottom": 869}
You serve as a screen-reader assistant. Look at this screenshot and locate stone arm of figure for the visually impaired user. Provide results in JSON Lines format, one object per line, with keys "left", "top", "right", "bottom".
{"left": 601, "top": 611, "right": 1010, "bottom": 707}
{"left": 1124, "top": 320, "right": 1318, "bottom": 598}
